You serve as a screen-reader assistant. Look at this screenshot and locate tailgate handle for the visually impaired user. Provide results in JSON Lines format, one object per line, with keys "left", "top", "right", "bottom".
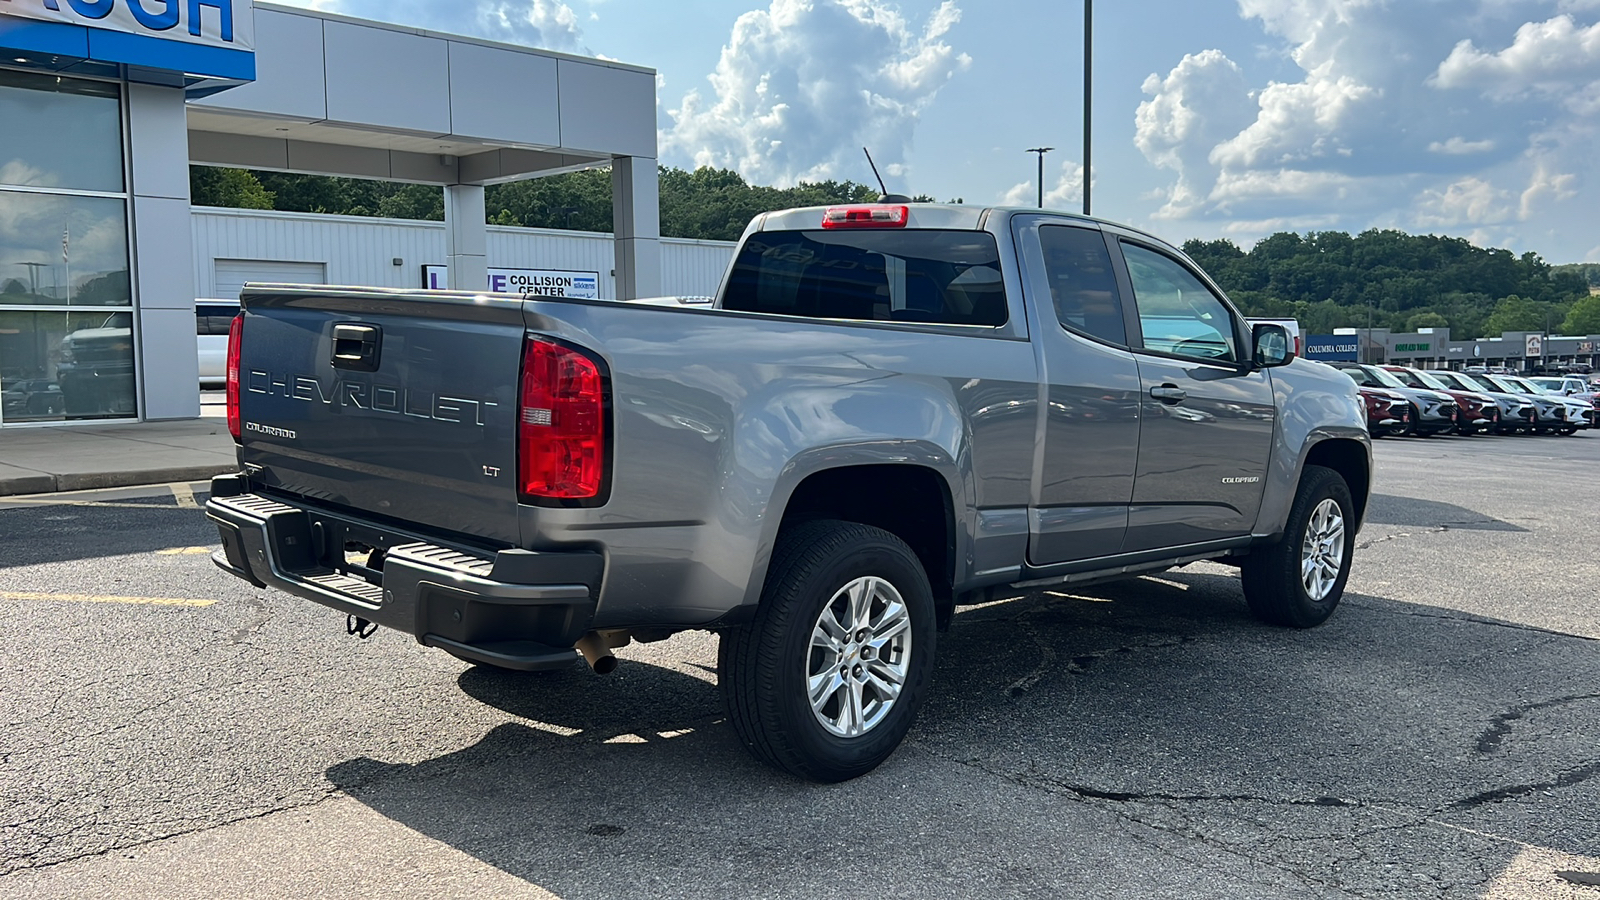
{"left": 331, "top": 324, "right": 381, "bottom": 372}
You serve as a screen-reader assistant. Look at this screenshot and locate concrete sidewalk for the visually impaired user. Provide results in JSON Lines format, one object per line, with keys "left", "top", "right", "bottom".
{"left": 0, "top": 412, "right": 237, "bottom": 497}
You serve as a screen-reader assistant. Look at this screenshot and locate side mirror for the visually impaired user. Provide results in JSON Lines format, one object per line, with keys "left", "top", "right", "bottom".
{"left": 1253, "top": 323, "right": 1295, "bottom": 368}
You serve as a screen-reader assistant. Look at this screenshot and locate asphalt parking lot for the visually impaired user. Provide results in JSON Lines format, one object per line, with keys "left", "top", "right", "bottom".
{"left": 2, "top": 434, "right": 1598, "bottom": 899}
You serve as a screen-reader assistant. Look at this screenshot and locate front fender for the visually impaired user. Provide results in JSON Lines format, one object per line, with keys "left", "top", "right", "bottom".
{"left": 1252, "top": 360, "right": 1372, "bottom": 541}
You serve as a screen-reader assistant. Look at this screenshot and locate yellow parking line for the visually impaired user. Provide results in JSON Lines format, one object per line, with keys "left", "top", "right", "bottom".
{"left": 171, "top": 484, "right": 200, "bottom": 509}
{"left": 156, "top": 547, "right": 214, "bottom": 556}
{"left": 0, "top": 591, "right": 216, "bottom": 608}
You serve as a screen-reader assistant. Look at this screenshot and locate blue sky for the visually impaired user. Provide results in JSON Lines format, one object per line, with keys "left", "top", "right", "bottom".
{"left": 275, "top": 0, "right": 1600, "bottom": 263}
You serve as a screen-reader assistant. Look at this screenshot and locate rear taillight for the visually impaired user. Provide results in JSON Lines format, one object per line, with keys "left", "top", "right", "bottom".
{"left": 226, "top": 313, "right": 243, "bottom": 443}
{"left": 821, "top": 205, "right": 909, "bottom": 229}
{"left": 518, "top": 337, "right": 607, "bottom": 502}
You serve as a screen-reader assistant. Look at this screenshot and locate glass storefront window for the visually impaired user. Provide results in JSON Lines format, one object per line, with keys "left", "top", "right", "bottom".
{"left": 0, "top": 70, "right": 133, "bottom": 424}
{"left": 0, "top": 69, "right": 124, "bottom": 194}
{"left": 0, "top": 310, "right": 135, "bottom": 422}
{"left": 0, "top": 191, "right": 131, "bottom": 307}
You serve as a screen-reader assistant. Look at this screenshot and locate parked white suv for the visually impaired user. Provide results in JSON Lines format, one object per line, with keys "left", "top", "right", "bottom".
{"left": 196, "top": 300, "right": 240, "bottom": 388}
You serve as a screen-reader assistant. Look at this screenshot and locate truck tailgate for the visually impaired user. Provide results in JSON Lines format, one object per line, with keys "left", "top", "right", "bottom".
{"left": 235, "top": 287, "right": 525, "bottom": 545}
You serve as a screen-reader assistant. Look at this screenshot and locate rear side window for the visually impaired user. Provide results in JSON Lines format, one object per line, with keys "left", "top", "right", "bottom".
{"left": 1038, "top": 225, "right": 1126, "bottom": 346}
{"left": 721, "top": 230, "right": 1007, "bottom": 326}
{"left": 196, "top": 303, "right": 239, "bottom": 336}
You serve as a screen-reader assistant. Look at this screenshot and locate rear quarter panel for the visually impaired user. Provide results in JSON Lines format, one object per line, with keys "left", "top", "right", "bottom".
{"left": 516, "top": 301, "right": 1038, "bottom": 628}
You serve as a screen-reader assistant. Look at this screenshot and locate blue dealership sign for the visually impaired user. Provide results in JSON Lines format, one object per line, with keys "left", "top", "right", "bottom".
{"left": 1304, "top": 335, "right": 1359, "bottom": 362}
{"left": 0, "top": 0, "right": 255, "bottom": 81}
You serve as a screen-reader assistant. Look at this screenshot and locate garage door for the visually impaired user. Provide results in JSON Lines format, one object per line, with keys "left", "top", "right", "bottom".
{"left": 213, "top": 260, "right": 327, "bottom": 301}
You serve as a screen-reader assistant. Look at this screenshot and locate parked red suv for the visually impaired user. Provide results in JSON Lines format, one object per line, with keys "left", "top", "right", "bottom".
{"left": 1382, "top": 365, "right": 1499, "bottom": 435}
{"left": 1359, "top": 386, "right": 1411, "bottom": 437}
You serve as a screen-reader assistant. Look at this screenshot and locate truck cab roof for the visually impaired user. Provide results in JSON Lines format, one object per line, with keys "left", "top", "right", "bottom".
{"left": 753, "top": 203, "right": 1168, "bottom": 245}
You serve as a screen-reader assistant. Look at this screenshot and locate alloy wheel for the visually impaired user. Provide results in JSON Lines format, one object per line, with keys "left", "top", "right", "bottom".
{"left": 1300, "top": 498, "right": 1346, "bottom": 602}
{"left": 806, "top": 576, "right": 912, "bottom": 738}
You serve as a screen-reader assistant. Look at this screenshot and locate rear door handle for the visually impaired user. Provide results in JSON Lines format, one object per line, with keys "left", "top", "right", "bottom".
{"left": 331, "top": 324, "right": 382, "bottom": 372}
{"left": 1150, "top": 385, "right": 1187, "bottom": 404}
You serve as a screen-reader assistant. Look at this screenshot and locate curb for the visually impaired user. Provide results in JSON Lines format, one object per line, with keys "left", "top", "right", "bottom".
{"left": 0, "top": 464, "right": 237, "bottom": 498}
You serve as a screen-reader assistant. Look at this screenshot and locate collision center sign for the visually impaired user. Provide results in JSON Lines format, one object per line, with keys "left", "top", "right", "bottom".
{"left": 423, "top": 265, "right": 600, "bottom": 300}
{"left": 0, "top": 0, "right": 256, "bottom": 53}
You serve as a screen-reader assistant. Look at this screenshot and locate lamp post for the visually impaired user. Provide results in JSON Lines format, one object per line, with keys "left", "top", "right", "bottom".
{"left": 1366, "top": 296, "right": 1376, "bottom": 364}
{"left": 1026, "top": 147, "right": 1053, "bottom": 208}
{"left": 21, "top": 261, "right": 49, "bottom": 300}
{"left": 1083, "top": 0, "right": 1092, "bottom": 216}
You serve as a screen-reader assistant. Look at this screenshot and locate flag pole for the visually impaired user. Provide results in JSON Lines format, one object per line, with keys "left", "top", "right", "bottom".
{"left": 63, "top": 226, "right": 72, "bottom": 306}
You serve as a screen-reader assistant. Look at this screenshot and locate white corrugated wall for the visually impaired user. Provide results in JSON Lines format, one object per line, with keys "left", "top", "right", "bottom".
{"left": 191, "top": 207, "right": 736, "bottom": 300}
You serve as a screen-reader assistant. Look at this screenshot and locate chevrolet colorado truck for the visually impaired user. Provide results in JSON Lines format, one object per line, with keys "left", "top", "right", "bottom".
{"left": 207, "top": 203, "right": 1371, "bottom": 782}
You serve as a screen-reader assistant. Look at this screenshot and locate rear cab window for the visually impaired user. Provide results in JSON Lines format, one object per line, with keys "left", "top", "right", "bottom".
{"left": 721, "top": 229, "right": 1008, "bottom": 327}
{"left": 1038, "top": 225, "right": 1127, "bottom": 346}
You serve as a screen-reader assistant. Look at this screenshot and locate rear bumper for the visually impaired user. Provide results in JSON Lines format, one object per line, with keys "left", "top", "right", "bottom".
{"left": 206, "top": 475, "right": 602, "bottom": 671}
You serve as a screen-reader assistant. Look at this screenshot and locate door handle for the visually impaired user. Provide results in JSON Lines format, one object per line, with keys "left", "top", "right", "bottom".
{"left": 1150, "top": 385, "right": 1187, "bottom": 404}
{"left": 331, "top": 324, "right": 382, "bottom": 372}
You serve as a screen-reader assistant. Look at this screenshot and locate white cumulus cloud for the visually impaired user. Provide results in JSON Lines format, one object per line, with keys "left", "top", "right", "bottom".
{"left": 1134, "top": 49, "right": 1255, "bottom": 219}
{"left": 998, "top": 159, "right": 1086, "bottom": 208}
{"left": 284, "top": 0, "right": 587, "bottom": 52}
{"left": 661, "top": 0, "right": 971, "bottom": 187}
{"left": 1432, "top": 14, "right": 1600, "bottom": 107}
{"left": 1428, "top": 137, "right": 1497, "bottom": 155}
{"left": 1413, "top": 177, "right": 1516, "bottom": 228}
{"left": 1131, "top": 0, "right": 1600, "bottom": 258}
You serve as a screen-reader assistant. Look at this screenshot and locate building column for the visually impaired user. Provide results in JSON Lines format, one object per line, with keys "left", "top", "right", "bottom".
{"left": 127, "top": 83, "right": 200, "bottom": 421}
{"left": 612, "top": 156, "right": 661, "bottom": 300}
{"left": 445, "top": 183, "right": 488, "bottom": 291}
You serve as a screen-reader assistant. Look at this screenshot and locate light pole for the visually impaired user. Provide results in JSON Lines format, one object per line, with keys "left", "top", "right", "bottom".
{"left": 1026, "top": 147, "right": 1053, "bottom": 208}
{"left": 21, "top": 261, "right": 49, "bottom": 300}
{"left": 1083, "top": 0, "right": 1092, "bottom": 216}
{"left": 1366, "top": 296, "right": 1376, "bottom": 364}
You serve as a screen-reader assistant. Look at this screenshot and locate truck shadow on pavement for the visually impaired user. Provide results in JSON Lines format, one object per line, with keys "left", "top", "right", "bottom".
{"left": 1364, "top": 492, "right": 1528, "bottom": 531}
{"left": 0, "top": 501, "right": 217, "bottom": 568}
{"left": 322, "top": 569, "right": 1600, "bottom": 899}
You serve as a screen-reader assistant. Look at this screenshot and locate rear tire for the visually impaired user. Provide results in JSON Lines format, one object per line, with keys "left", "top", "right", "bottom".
{"left": 1241, "top": 465, "right": 1354, "bottom": 629}
{"left": 719, "top": 520, "right": 937, "bottom": 783}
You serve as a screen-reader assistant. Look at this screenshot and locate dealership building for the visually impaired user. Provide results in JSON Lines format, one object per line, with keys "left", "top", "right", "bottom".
{"left": 0, "top": 0, "right": 678, "bottom": 427}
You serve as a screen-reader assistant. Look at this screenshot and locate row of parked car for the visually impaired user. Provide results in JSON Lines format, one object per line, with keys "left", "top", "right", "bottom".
{"left": 1333, "top": 364, "right": 1600, "bottom": 438}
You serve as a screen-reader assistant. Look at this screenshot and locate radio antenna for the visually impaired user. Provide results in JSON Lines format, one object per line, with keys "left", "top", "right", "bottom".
{"left": 863, "top": 147, "right": 890, "bottom": 197}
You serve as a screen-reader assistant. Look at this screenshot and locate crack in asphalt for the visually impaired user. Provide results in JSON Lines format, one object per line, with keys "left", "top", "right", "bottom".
{"left": 1475, "top": 694, "right": 1600, "bottom": 753}
{"left": 1058, "top": 785, "right": 1362, "bottom": 807}
{"left": 0, "top": 792, "right": 343, "bottom": 878}
{"left": 1356, "top": 526, "right": 1449, "bottom": 549}
{"left": 924, "top": 751, "right": 1376, "bottom": 898}
{"left": 1452, "top": 758, "right": 1600, "bottom": 809}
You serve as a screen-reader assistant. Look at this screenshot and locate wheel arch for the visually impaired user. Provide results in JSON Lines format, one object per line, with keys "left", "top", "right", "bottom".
{"left": 758, "top": 458, "right": 961, "bottom": 631}
{"left": 1302, "top": 437, "right": 1371, "bottom": 530}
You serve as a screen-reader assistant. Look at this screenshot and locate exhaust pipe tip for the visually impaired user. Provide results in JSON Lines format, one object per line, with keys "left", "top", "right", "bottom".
{"left": 575, "top": 632, "right": 618, "bottom": 674}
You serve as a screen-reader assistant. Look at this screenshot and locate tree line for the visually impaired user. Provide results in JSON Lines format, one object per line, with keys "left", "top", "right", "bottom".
{"left": 1182, "top": 232, "right": 1597, "bottom": 338}
{"left": 190, "top": 164, "right": 1596, "bottom": 337}
{"left": 189, "top": 165, "right": 918, "bottom": 242}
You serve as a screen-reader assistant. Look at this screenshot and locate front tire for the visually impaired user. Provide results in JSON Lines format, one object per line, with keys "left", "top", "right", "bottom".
{"left": 719, "top": 520, "right": 937, "bottom": 782}
{"left": 1240, "top": 465, "right": 1354, "bottom": 629}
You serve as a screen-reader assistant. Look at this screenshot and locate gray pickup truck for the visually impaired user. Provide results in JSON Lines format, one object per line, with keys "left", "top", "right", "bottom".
{"left": 207, "top": 203, "right": 1370, "bottom": 782}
